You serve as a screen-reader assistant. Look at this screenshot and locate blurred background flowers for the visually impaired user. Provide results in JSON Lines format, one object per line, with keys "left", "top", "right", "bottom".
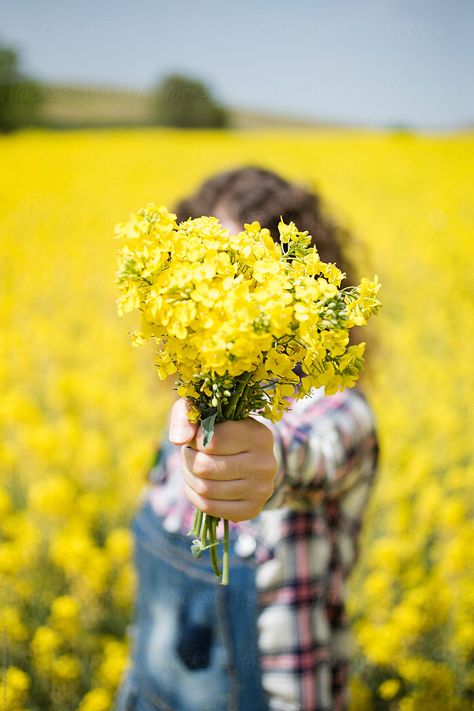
{"left": 1, "top": 1, "right": 473, "bottom": 709}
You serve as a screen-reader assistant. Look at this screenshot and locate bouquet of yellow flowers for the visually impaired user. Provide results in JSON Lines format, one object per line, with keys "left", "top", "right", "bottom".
{"left": 115, "top": 204, "right": 381, "bottom": 584}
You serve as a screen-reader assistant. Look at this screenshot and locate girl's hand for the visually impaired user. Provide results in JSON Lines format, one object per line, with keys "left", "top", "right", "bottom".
{"left": 169, "top": 398, "right": 277, "bottom": 522}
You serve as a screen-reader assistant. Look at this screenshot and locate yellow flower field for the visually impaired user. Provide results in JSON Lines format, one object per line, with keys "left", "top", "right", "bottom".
{"left": 1, "top": 128, "right": 473, "bottom": 710}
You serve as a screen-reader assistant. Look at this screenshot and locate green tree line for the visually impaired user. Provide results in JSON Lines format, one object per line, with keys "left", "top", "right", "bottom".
{"left": 0, "top": 41, "right": 228, "bottom": 132}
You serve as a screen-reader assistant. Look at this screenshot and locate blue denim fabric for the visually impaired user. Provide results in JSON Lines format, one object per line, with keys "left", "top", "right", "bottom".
{"left": 114, "top": 499, "right": 269, "bottom": 711}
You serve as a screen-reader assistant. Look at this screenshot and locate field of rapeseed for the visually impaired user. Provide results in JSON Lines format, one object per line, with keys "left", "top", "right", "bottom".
{"left": 1, "top": 128, "right": 473, "bottom": 710}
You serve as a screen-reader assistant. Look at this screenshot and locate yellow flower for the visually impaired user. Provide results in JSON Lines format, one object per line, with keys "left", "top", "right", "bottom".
{"left": 84, "top": 548, "right": 111, "bottom": 594}
{"left": 50, "top": 595, "right": 80, "bottom": 620}
{"left": 0, "top": 542, "right": 20, "bottom": 575}
{"left": 97, "top": 639, "right": 129, "bottom": 690}
{"left": 115, "top": 208, "right": 380, "bottom": 422}
{"left": 349, "top": 677, "right": 374, "bottom": 710}
{"left": 49, "top": 524, "right": 94, "bottom": 573}
{"left": 0, "top": 606, "right": 28, "bottom": 643}
{"left": 78, "top": 687, "right": 112, "bottom": 711}
{"left": 31, "top": 625, "right": 61, "bottom": 656}
{"left": 28, "top": 474, "right": 77, "bottom": 519}
{"left": 105, "top": 528, "right": 132, "bottom": 563}
{"left": 52, "top": 654, "right": 81, "bottom": 681}
{"left": 4, "top": 667, "right": 30, "bottom": 706}
{"left": 378, "top": 678, "right": 401, "bottom": 700}
{"left": 49, "top": 595, "right": 81, "bottom": 637}
{"left": 111, "top": 563, "right": 136, "bottom": 607}
{"left": 0, "top": 486, "right": 12, "bottom": 516}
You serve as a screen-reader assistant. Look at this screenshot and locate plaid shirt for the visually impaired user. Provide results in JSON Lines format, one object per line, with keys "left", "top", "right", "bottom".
{"left": 146, "top": 387, "right": 379, "bottom": 711}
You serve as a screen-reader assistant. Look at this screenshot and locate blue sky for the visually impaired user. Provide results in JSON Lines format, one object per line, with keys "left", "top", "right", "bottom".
{"left": 1, "top": 0, "right": 473, "bottom": 128}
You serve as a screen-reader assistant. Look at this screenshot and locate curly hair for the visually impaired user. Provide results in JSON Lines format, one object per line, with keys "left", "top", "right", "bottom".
{"left": 174, "top": 165, "right": 358, "bottom": 287}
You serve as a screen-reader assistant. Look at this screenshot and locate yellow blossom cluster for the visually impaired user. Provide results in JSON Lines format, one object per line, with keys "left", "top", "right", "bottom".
{"left": 0, "top": 128, "right": 472, "bottom": 707}
{"left": 115, "top": 206, "right": 380, "bottom": 426}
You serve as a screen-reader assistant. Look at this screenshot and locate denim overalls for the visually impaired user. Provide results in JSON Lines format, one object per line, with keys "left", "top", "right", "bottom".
{"left": 114, "top": 497, "right": 269, "bottom": 711}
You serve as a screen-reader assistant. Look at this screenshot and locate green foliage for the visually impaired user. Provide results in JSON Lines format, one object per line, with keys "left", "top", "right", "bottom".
{"left": 151, "top": 74, "right": 228, "bottom": 128}
{"left": 0, "top": 43, "right": 43, "bottom": 132}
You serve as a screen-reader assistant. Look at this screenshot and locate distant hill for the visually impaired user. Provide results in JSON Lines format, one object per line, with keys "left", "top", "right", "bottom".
{"left": 37, "top": 83, "right": 326, "bottom": 130}
{"left": 37, "top": 85, "right": 153, "bottom": 128}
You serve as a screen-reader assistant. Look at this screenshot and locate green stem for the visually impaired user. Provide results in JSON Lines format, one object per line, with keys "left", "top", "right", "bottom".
{"left": 209, "top": 516, "right": 222, "bottom": 579}
{"left": 234, "top": 380, "right": 253, "bottom": 420}
{"left": 216, "top": 393, "right": 223, "bottom": 421}
{"left": 202, "top": 514, "right": 209, "bottom": 547}
{"left": 225, "top": 371, "right": 253, "bottom": 420}
{"left": 221, "top": 519, "right": 230, "bottom": 586}
{"left": 191, "top": 508, "right": 203, "bottom": 537}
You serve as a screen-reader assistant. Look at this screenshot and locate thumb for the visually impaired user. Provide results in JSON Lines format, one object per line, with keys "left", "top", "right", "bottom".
{"left": 169, "top": 398, "right": 198, "bottom": 445}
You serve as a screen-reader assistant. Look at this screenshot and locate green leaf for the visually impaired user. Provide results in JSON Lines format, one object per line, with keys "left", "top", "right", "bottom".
{"left": 201, "top": 411, "right": 218, "bottom": 448}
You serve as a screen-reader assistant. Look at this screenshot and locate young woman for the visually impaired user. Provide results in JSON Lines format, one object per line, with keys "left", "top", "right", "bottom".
{"left": 115, "top": 166, "right": 379, "bottom": 711}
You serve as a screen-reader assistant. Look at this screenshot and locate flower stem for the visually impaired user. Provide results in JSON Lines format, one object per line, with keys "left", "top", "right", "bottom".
{"left": 226, "top": 371, "right": 253, "bottom": 420}
{"left": 209, "top": 516, "right": 222, "bottom": 579}
{"left": 221, "top": 519, "right": 230, "bottom": 586}
{"left": 191, "top": 508, "right": 203, "bottom": 537}
{"left": 234, "top": 380, "right": 253, "bottom": 419}
{"left": 202, "top": 513, "right": 209, "bottom": 547}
